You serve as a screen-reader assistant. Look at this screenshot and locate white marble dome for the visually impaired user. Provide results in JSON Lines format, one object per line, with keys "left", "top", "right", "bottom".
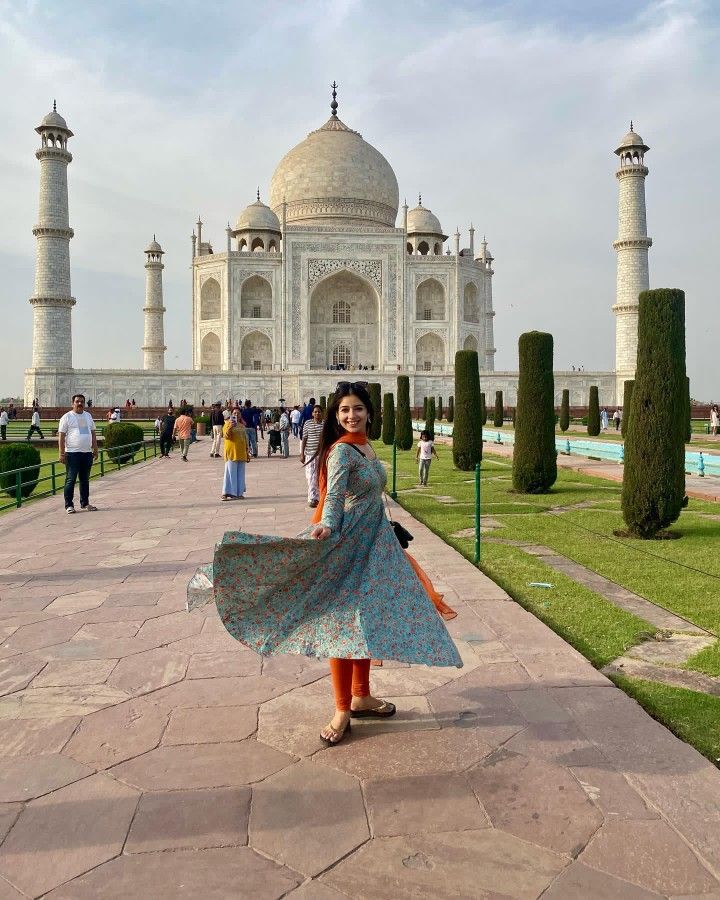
{"left": 234, "top": 198, "right": 281, "bottom": 233}
{"left": 269, "top": 115, "right": 399, "bottom": 228}
{"left": 407, "top": 202, "right": 444, "bottom": 236}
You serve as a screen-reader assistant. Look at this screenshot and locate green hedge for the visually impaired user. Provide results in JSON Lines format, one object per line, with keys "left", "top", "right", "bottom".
{"left": 447, "top": 395, "right": 454, "bottom": 423}
{"left": 621, "top": 380, "right": 634, "bottom": 438}
{"left": 512, "top": 331, "right": 557, "bottom": 493}
{"left": 0, "top": 443, "right": 41, "bottom": 499}
{"left": 425, "top": 396, "right": 436, "bottom": 440}
{"left": 480, "top": 392, "right": 486, "bottom": 426}
{"left": 587, "top": 386, "right": 600, "bottom": 436}
{"left": 559, "top": 388, "right": 570, "bottom": 432}
{"left": 453, "top": 350, "right": 482, "bottom": 470}
{"left": 368, "top": 383, "right": 382, "bottom": 440}
{"left": 493, "top": 391, "right": 504, "bottom": 427}
{"left": 437, "top": 396, "right": 443, "bottom": 421}
{"left": 395, "top": 376, "right": 413, "bottom": 450}
{"left": 104, "top": 422, "right": 144, "bottom": 464}
{"left": 382, "top": 393, "right": 395, "bottom": 445}
{"left": 622, "top": 289, "right": 686, "bottom": 538}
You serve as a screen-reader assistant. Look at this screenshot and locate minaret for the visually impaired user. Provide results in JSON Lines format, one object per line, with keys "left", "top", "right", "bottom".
{"left": 30, "top": 102, "right": 75, "bottom": 368}
{"left": 613, "top": 123, "right": 651, "bottom": 400}
{"left": 481, "top": 238, "right": 496, "bottom": 371}
{"left": 142, "top": 237, "right": 166, "bottom": 371}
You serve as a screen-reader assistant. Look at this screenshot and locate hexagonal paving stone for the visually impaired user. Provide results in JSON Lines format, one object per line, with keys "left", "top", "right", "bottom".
{"left": 570, "top": 766, "right": 659, "bottom": 821}
{"left": 31, "top": 659, "right": 117, "bottom": 688}
{"left": 317, "top": 724, "right": 493, "bottom": 780}
{"left": 579, "top": 819, "right": 720, "bottom": 896}
{"left": 2, "top": 619, "right": 81, "bottom": 652}
{"left": 43, "top": 847, "right": 301, "bottom": 899}
{"left": 0, "top": 658, "right": 46, "bottom": 696}
{"left": 44, "top": 591, "right": 107, "bottom": 615}
{"left": 145, "top": 675, "right": 290, "bottom": 710}
{"left": 186, "top": 649, "right": 262, "bottom": 679}
{"left": 258, "top": 684, "right": 337, "bottom": 758}
{"left": 250, "top": 760, "right": 369, "bottom": 876}
{"left": 163, "top": 705, "right": 257, "bottom": 745}
{"left": 0, "top": 774, "right": 138, "bottom": 897}
{"left": 285, "top": 883, "right": 349, "bottom": 900}
{"left": 467, "top": 749, "right": 603, "bottom": 856}
{"left": 260, "top": 654, "right": 328, "bottom": 686}
{"left": 0, "top": 717, "right": 80, "bottom": 756}
{"left": 542, "top": 861, "right": 662, "bottom": 898}
{"left": 0, "top": 754, "right": 93, "bottom": 802}
{"left": 64, "top": 698, "right": 168, "bottom": 769}
{"left": 106, "top": 648, "right": 187, "bottom": 696}
{"left": 125, "top": 787, "right": 251, "bottom": 853}
{"left": 0, "top": 684, "right": 130, "bottom": 719}
{"left": 320, "top": 829, "right": 568, "bottom": 899}
{"left": 0, "top": 805, "right": 22, "bottom": 843}
{"left": 428, "top": 678, "right": 526, "bottom": 748}
{"left": 0, "top": 876, "right": 26, "bottom": 899}
{"left": 134, "top": 610, "right": 204, "bottom": 645}
{"left": 364, "top": 772, "right": 489, "bottom": 837}
{"left": 111, "top": 739, "right": 293, "bottom": 791}
{"left": 504, "top": 722, "right": 606, "bottom": 767}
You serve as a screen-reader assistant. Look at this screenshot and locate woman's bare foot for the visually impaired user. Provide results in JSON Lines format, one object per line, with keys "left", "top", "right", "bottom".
{"left": 320, "top": 711, "right": 351, "bottom": 744}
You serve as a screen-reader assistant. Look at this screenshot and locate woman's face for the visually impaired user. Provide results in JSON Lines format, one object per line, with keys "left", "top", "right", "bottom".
{"left": 337, "top": 394, "right": 368, "bottom": 434}
{"left": 312, "top": 406, "right": 323, "bottom": 422}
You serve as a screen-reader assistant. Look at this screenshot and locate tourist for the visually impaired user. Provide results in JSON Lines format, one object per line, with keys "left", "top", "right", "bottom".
{"left": 26, "top": 408, "right": 44, "bottom": 440}
{"left": 290, "top": 405, "right": 302, "bottom": 438}
{"left": 58, "top": 394, "right": 98, "bottom": 514}
{"left": 110, "top": 408, "right": 120, "bottom": 422}
{"left": 153, "top": 414, "right": 162, "bottom": 435}
{"left": 710, "top": 404, "right": 719, "bottom": 436}
{"left": 300, "top": 404, "right": 324, "bottom": 507}
{"left": 209, "top": 402, "right": 225, "bottom": 458}
{"left": 221, "top": 408, "right": 249, "bottom": 501}
{"left": 159, "top": 407, "right": 176, "bottom": 457}
{"left": 241, "top": 400, "right": 258, "bottom": 458}
{"left": 601, "top": 407, "right": 609, "bottom": 431}
{"left": 189, "top": 383, "right": 460, "bottom": 747}
{"left": 172, "top": 407, "right": 194, "bottom": 461}
{"left": 0, "top": 407, "right": 7, "bottom": 441}
{"left": 416, "top": 429, "right": 439, "bottom": 486}
{"left": 613, "top": 408, "right": 621, "bottom": 431}
{"left": 278, "top": 407, "right": 290, "bottom": 457}
{"left": 301, "top": 396, "right": 316, "bottom": 434}
{"left": 125, "top": 398, "right": 131, "bottom": 408}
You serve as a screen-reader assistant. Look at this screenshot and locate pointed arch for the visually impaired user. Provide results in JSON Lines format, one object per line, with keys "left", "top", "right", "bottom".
{"left": 463, "top": 334, "right": 478, "bottom": 352}
{"left": 240, "top": 330, "right": 272, "bottom": 370}
{"left": 240, "top": 275, "right": 272, "bottom": 319}
{"left": 200, "top": 332, "right": 221, "bottom": 371}
{"left": 463, "top": 282, "right": 479, "bottom": 323}
{"left": 416, "top": 277, "right": 446, "bottom": 321}
{"left": 416, "top": 332, "right": 444, "bottom": 372}
{"left": 200, "top": 278, "right": 221, "bottom": 320}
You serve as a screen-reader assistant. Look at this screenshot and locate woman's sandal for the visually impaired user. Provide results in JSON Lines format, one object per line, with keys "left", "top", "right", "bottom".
{"left": 320, "top": 719, "right": 352, "bottom": 746}
{"left": 350, "top": 700, "right": 397, "bottom": 719}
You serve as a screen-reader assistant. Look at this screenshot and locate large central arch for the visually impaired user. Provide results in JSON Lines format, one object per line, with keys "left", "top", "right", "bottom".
{"left": 308, "top": 270, "right": 380, "bottom": 369}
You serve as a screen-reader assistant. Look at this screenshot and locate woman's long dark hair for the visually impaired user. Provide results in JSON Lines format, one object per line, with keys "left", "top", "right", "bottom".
{"left": 314, "top": 383, "right": 374, "bottom": 475}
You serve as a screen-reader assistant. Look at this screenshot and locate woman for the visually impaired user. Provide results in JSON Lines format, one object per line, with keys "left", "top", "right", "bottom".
{"left": 300, "top": 404, "right": 324, "bottom": 507}
{"left": 188, "top": 383, "right": 460, "bottom": 746}
{"left": 222, "top": 409, "right": 249, "bottom": 500}
{"left": 711, "top": 404, "right": 719, "bottom": 437}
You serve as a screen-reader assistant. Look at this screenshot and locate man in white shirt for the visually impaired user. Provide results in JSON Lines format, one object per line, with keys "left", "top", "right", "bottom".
{"left": 290, "top": 406, "right": 302, "bottom": 438}
{"left": 26, "top": 409, "right": 44, "bottom": 440}
{"left": 58, "top": 394, "right": 99, "bottom": 514}
{"left": 0, "top": 407, "right": 7, "bottom": 441}
{"left": 278, "top": 407, "right": 290, "bottom": 458}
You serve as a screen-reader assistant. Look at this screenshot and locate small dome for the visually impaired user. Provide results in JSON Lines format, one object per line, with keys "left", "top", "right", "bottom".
{"left": 615, "top": 124, "right": 649, "bottom": 155}
{"left": 36, "top": 104, "right": 73, "bottom": 137}
{"left": 145, "top": 238, "right": 163, "bottom": 253}
{"left": 234, "top": 198, "right": 281, "bottom": 234}
{"left": 407, "top": 202, "right": 445, "bottom": 237}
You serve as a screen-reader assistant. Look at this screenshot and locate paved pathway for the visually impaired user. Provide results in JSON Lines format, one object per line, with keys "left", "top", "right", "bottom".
{"left": 0, "top": 443, "right": 719, "bottom": 898}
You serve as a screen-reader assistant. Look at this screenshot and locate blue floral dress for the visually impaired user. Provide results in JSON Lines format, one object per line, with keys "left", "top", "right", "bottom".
{"left": 188, "top": 443, "right": 461, "bottom": 667}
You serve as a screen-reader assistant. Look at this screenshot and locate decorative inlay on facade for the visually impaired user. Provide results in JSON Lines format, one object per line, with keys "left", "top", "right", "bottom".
{"left": 32, "top": 226, "right": 75, "bottom": 238}
{"left": 415, "top": 272, "right": 449, "bottom": 291}
{"left": 236, "top": 325, "right": 274, "bottom": 340}
{"left": 308, "top": 258, "right": 382, "bottom": 292}
{"left": 612, "top": 238, "right": 653, "bottom": 250}
{"left": 30, "top": 296, "right": 76, "bottom": 307}
{"left": 280, "top": 197, "right": 396, "bottom": 226}
{"left": 235, "top": 270, "right": 276, "bottom": 286}
{"left": 286, "top": 224, "right": 404, "bottom": 234}
{"left": 199, "top": 272, "right": 224, "bottom": 286}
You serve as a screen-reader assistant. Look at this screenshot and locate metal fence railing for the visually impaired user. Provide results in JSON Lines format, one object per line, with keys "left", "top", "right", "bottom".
{"left": 0, "top": 438, "right": 160, "bottom": 512}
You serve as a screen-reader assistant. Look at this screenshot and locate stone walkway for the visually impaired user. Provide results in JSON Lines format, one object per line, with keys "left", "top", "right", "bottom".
{"left": 0, "top": 442, "right": 719, "bottom": 898}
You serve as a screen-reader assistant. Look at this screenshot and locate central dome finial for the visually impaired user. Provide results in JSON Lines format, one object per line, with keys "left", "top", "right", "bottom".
{"left": 330, "top": 80, "right": 338, "bottom": 118}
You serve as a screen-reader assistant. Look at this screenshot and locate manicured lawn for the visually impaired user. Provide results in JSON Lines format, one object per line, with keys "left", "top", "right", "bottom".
{"left": 610, "top": 675, "right": 720, "bottom": 765}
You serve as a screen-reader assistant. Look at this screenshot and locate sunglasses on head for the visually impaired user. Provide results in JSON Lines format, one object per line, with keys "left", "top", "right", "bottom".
{"left": 336, "top": 381, "right": 368, "bottom": 392}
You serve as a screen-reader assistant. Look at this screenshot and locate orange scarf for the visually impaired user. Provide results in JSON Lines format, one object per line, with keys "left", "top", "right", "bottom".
{"left": 311, "top": 432, "right": 368, "bottom": 525}
{"left": 309, "top": 433, "right": 456, "bottom": 622}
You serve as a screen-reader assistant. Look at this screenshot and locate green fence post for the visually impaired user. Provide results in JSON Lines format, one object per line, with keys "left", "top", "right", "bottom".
{"left": 474, "top": 462, "right": 481, "bottom": 565}
{"left": 391, "top": 442, "right": 397, "bottom": 500}
{"left": 143, "top": 441, "right": 147, "bottom": 461}
{"left": 51, "top": 462, "right": 57, "bottom": 495}
{"left": 15, "top": 471, "right": 22, "bottom": 509}
{"left": 100, "top": 449, "right": 105, "bottom": 477}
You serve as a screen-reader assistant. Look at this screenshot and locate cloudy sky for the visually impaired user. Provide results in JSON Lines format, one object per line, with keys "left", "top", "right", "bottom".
{"left": 1, "top": 0, "right": 718, "bottom": 399}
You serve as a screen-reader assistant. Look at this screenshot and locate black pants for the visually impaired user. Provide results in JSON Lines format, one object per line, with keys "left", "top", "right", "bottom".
{"left": 159, "top": 432, "right": 173, "bottom": 456}
{"left": 64, "top": 452, "right": 93, "bottom": 509}
{"left": 27, "top": 425, "right": 44, "bottom": 440}
{"left": 0, "top": 425, "right": 5, "bottom": 440}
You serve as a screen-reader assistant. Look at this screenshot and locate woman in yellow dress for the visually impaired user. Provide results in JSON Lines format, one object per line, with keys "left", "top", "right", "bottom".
{"left": 221, "top": 408, "right": 249, "bottom": 501}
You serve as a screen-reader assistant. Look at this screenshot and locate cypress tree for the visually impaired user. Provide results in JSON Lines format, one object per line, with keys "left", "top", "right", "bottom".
{"left": 382, "top": 393, "right": 395, "bottom": 445}
{"left": 622, "top": 289, "right": 686, "bottom": 538}
{"left": 587, "top": 386, "right": 600, "bottom": 436}
{"left": 511, "top": 407, "right": 516, "bottom": 426}
{"left": 559, "top": 389, "right": 570, "bottom": 432}
{"left": 512, "top": 331, "right": 557, "bottom": 493}
{"left": 319, "top": 396, "right": 327, "bottom": 412}
{"left": 396, "top": 376, "right": 413, "bottom": 450}
{"left": 621, "top": 380, "right": 634, "bottom": 437}
{"left": 437, "top": 396, "right": 443, "bottom": 421}
{"left": 426, "top": 397, "right": 436, "bottom": 439}
{"left": 452, "top": 350, "right": 482, "bottom": 470}
{"left": 422, "top": 396, "right": 428, "bottom": 419}
{"left": 685, "top": 376, "right": 691, "bottom": 443}
{"left": 480, "top": 392, "right": 486, "bottom": 426}
{"left": 447, "top": 395, "right": 454, "bottom": 423}
{"left": 368, "top": 383, "right": 382, "bottom": 440}
{"left": 493, "top": 391, "right": 504, "bottom": 427}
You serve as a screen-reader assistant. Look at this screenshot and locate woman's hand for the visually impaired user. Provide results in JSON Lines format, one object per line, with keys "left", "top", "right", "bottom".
{"left": 310, "top": 524, "right": 331, "bottom": 540}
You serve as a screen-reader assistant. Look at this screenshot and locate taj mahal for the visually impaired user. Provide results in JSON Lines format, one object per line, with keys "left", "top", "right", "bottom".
{"left": 24, "top": 88, "right": 651, "bottom": 407}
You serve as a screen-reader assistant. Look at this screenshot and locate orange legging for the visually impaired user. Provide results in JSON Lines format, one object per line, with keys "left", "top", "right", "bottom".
{"left": 329, "top": 658, "right": 371, "bottom": 711}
